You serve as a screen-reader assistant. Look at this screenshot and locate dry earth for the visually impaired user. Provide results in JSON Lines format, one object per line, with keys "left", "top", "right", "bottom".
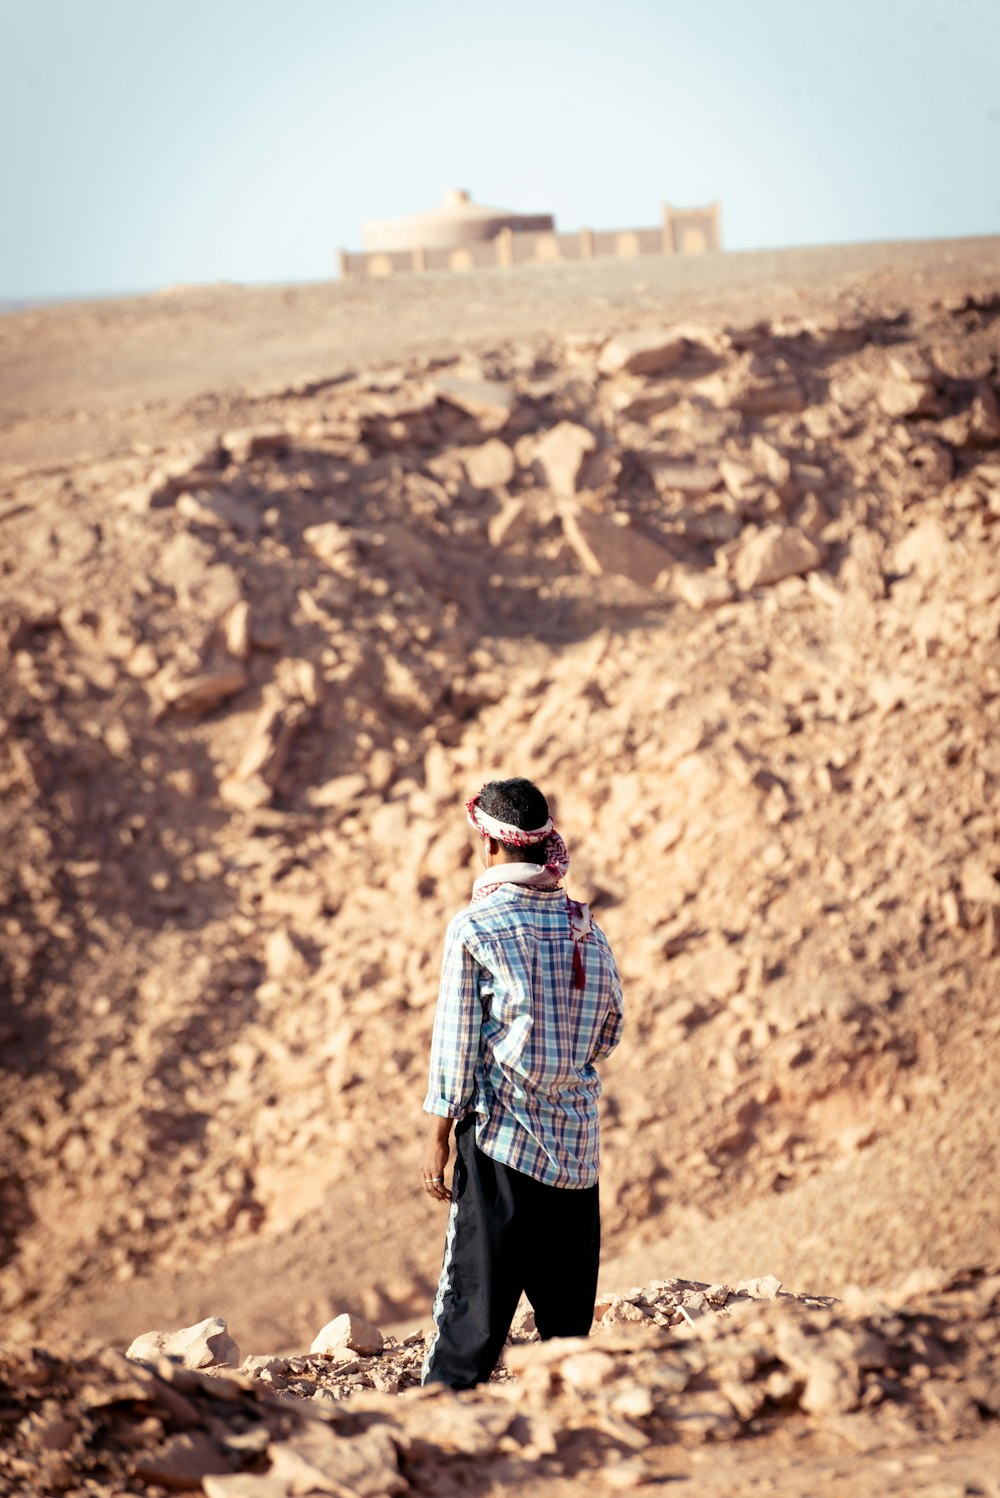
{"left": 2, "top": 238, "right": 1000, "bottom": 1494}
{"left": 3, "top": 1268, "right": 999, "bottom": 1497}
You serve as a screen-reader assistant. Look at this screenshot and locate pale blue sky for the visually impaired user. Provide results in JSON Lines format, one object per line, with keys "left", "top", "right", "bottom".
{"left": 2, "top": 0, "right": 998, "bottom": 300}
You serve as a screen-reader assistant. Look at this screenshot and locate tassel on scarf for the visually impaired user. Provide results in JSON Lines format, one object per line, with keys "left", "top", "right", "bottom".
{"left": 572, "top": 941, "right": 586, "bottom": 990}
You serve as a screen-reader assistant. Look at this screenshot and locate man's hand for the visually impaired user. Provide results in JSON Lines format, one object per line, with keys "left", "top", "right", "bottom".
{"left": 421, "top": 1117, "right": 453, "bottom": 1202}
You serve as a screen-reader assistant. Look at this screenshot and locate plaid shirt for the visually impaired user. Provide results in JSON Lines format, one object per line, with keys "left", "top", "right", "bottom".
{"left": 423, "top": 885, "right": 624, "bottom": 1188}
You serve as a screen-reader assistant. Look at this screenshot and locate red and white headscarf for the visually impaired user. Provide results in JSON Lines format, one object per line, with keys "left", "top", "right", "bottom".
{"left": 466, "top": 788, "right": 590, "bottom": 987}
{"left": 466, "top": 794, "right": 569, "bottom": 883}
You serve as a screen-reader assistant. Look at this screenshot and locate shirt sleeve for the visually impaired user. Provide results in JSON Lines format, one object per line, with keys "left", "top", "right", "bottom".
{"left": 590, "top": 940, "right": 624, "bottom": 1063}
{"left": 422, "top": 917, "right": 483, "bottom": 1119}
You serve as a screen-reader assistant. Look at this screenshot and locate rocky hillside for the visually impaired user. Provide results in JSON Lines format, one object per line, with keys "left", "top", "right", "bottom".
{"left": 1, "top": 269, "right": 999, "bottom": 1355}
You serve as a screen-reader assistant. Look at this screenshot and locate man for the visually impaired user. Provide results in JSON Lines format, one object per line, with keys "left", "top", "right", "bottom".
{"left": 420, "top": 776, "right": 624, "bottom": 1389}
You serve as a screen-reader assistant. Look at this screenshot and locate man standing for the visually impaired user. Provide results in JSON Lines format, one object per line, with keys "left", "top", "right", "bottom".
{"left": 420, "top": 776, "right": 624, "bottom": 1389}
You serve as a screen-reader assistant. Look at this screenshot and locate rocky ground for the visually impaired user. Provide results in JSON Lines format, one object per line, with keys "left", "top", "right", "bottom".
{"left": 1, "top": 238, "right": 999, "bottom": 1492}
{"left": 3, "top": 1266, "right": 999, "bottom": 1497}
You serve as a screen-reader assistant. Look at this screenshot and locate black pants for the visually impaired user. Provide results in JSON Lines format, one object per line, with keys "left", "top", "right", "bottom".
{"left": 422, "top": 1114, "right": 601, "bottom": 1389}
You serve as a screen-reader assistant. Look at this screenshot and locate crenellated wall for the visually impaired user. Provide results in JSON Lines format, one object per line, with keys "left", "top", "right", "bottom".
{"left": 338, "top": 201, "right": 722, "bottom": 278}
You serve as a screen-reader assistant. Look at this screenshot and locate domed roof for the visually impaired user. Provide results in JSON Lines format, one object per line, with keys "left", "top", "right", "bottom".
{"left": 363, "top": 189, "right": 555, "bottom": 253}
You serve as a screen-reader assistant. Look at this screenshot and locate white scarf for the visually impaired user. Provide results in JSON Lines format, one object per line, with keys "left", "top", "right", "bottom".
{"left": 471, "top": 862, "right": 565, "bottom": 899}
{"left": 470, "top": 858, "right": 592, "bottom": 983}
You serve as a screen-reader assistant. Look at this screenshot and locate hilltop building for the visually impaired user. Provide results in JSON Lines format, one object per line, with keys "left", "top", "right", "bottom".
{"left": 338, "top": 189, "right": 721, "bottom": 278}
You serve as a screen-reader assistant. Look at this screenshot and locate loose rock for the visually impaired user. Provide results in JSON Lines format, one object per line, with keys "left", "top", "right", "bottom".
{"left": 731, "top": 525, "right": 826, "bottom": 590}
{"left": 127, "top": 1316, "right": 240, "bottom": 1370}
{"left": 310, "top": 1312, "right": 384, "bottom": 1356}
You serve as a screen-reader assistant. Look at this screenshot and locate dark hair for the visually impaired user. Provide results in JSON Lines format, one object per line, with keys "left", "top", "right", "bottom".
{"left": 478, "top": 777, "right": 550, "bottom": 865}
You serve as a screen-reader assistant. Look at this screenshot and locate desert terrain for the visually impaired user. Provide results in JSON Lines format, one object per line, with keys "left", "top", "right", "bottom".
{"left": 1, "top": 237, "right": 999, "bottom": 1494}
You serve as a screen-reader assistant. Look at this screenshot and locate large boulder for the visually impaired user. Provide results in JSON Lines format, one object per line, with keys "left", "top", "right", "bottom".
{"left": 892, "top": 518, "right": 954, "bottom": 580}
{"left": 598, "top": 328, "right": 688, "bottom": 377}
{"left": 532, "top": 422, "right": 597, "bottom": 496}
{"left": 127, "top": 1316, "right": 240, "bottom": 1369}
{"left": 433, "top": 375, "right": 516, "bottom": 430}
{"left": 267, "top": 1424, "right": 404, "bottom": 1498}
{"left": 644, "top": 456, "right": 721, "bottom": 497}
{"left": 463, "top": 438, "right": 516, "bottom": 489}
{"left": 562, "top": 510, "right": 676, "bottom": 587}
{"left": 671, "top": 569, "right": 735, "bottom": 611}
{"left": 310, "top": 1312, "right": 384, "bottom": 1356}
{"left": 731, "top": 525, "right": 826, "bottom": 591}
{"left": 221, "top": 425, "right": 290, "bottom": 464}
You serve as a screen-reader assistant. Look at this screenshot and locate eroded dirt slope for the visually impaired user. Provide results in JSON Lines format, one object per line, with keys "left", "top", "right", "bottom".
{"left": 1, "top": 250, "right": 999, "bottom": 1367}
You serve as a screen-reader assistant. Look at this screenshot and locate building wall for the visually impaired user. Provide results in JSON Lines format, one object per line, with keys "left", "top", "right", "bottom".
{"left": 364, "top": 210, "right": 555, "bottom": 253}
{"left": 338, "top": 202, "right": 722, "bottom": 279}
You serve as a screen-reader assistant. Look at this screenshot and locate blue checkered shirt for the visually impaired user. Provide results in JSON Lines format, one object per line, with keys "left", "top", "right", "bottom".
{"left": 423, "top": 885, "right": 624, "bottom": 1188}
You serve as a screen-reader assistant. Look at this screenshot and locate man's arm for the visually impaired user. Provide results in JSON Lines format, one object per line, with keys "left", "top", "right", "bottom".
{"left": 422, "top": 1116, "right": 454, "bottom": 1203}
{"left": 590, "top": 940, "right": 624, "bottom": 1063}
{"left": 421, "top": 920, "right": 482, "bottom": 1201}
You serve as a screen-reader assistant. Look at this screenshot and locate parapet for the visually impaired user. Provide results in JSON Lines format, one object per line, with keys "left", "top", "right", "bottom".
{"left": 340, "top": 194, "right": 721, "bottom": 277}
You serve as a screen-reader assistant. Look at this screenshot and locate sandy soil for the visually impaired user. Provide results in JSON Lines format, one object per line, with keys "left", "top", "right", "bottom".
{"left": 2, "top": 236, "right": 998, "bottom": 467}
